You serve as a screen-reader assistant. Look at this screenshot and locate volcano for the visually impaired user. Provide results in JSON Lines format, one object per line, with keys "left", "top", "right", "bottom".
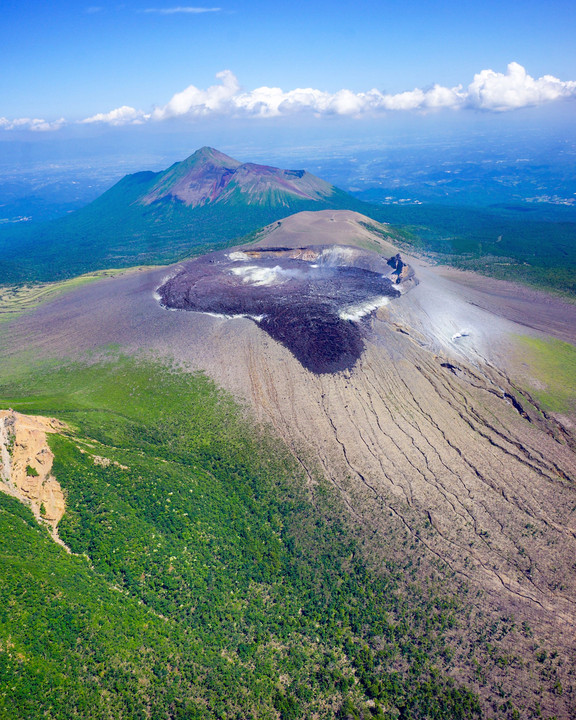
{"left": 156, "top": 243, "right": 414, "bottom": 373}
{"left": 2, "top": 209, "right": 576, "bottom": 718}
{"left": 141, "top": 146, "right": 336, "bottom": 208}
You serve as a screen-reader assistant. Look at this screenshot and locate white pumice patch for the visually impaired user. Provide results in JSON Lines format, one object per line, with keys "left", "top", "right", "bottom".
{"left": 203, "top": 312, "right": 266, "bottom": 321}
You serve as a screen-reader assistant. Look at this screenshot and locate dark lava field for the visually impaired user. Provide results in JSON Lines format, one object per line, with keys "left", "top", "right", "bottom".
{"left": 156, "top": 245, "right": 403, "bottom": 373}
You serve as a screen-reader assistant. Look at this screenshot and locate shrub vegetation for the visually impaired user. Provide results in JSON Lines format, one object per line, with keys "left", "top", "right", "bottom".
{"left": 0, "top": 356, "right": 485, "bottom": 719}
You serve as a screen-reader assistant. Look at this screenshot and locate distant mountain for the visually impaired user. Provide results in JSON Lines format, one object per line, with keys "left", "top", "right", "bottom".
{"left": 141, "top": 146, "right": 335, "bottom": 207}
{"left": 0, "top": 147, "right": 369, "bottom": 283}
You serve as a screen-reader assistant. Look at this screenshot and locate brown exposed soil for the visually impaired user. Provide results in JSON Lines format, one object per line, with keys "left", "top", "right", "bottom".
{"left": 0, "top": 410, "right": 68, "bottom": 547}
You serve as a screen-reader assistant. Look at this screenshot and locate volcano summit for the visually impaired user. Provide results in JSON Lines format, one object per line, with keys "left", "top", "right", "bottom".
{"left": 157, "top": 243, "right": 413, "bottom": 373}
{"left": 0, "top": 147, "right": 369, "bottom": 284}
{"left": 2, "top": 174, "right": 576, "bottom": 717}
{"left": 141, "top": 146, "right": 336, "bottom": 207}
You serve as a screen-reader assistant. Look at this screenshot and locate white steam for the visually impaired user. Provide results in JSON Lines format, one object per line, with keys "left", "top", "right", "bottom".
{"left": 318, "top": 246, "right": 357, "bottom": 265}
{"left": 230, "top": 264, "right": 308, "bottom": 286}
{"left": 228, "top": 251, "right": 251, "bottom": 262}
{"left": 340, "top": 296, "right": 390, "bottom": 321}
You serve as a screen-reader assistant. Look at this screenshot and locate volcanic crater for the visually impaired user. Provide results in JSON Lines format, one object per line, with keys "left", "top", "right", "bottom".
{"left": 156, "top": 245, "right": 414, "bottom": 373}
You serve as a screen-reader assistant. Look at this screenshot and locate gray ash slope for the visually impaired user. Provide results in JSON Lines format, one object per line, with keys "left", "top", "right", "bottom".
{"left": 157, "top": 244, "right": 413, "bottom": 373}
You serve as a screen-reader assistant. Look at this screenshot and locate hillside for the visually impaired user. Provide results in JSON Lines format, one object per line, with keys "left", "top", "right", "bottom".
{"left": 0, "top": 148, "right": 369, "bottom": 284}
{"left": 362, "top": 202, "right": 576, "bottom": 296}
{"left": 141, "top": 146, "right": 336, "bottom": 207}
{"left": 1, "top": 148, "right": 575, "bottom": 298}
{"left": 1, "top": 210, "right": 575, "bottom": 718}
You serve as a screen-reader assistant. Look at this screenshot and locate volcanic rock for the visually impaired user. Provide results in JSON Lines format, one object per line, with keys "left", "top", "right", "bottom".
{"left": 156, "top": 242, "right": 411, "bottom": 373}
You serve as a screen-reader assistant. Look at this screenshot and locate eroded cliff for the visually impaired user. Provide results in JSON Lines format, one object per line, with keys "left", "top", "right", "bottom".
{"left": 0, "top": 410, "right": 67, "bottom": 545}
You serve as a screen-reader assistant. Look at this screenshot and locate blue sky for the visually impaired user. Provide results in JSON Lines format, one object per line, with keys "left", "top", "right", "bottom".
{"left": 1, "top": 0, "right": 575, "bottom": 138}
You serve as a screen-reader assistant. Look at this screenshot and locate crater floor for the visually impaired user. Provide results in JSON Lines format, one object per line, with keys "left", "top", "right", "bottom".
{"left": 156, "top": 245, "right": 411, "bottom": 373}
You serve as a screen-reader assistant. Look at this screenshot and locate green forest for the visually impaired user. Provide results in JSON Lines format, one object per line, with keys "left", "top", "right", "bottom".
{"left": 0, "top": 173, "right": 366, "bottom": 284}
{"left": 0, "top": 354, "right": 535, "bottom": 719}
{"left": 364, "top": 204, "right": 576, "bottom": 297}
{"left": 1, "top": 163, "right": 574, "bottom": 297}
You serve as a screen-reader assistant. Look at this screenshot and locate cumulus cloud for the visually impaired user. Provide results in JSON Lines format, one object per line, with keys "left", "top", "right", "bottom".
{"left": 148, "top": 63, "right": 576, "bottom": 121}
{"left": 151, "top": 69, "right": 240, "bottom": 119}
{"left": 466, "top": 61, "right": 576, "bottom": 111}
{"left": 80, "top": 105, "right": 150, "bottom": 126}
{"left": 379, "top": 84, "right": 464, "bottom": 111}
{"left": 2, "top": 63, "right": 575, "bottom": 132}
{"left": 0, "top": 116, "right": 66, "bottom": 132}
{"left": 141, "top": 6, "right": 221, "bottom": 14}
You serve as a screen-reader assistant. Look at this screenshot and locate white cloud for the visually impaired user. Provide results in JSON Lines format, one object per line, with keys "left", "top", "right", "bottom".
{"left": 80, "top": 105, "right": 150, "bottom": 126}
{"left": 466, "top": 61, "right": 576, "bottom": 112}
{"left": 151, "top": 69, "right": 240, "bottom": 120}
{"left": 141, "top": 6, "right": 221, "bottom": 14}
{"left": 144, "top": 63, "right": 576, "bottom": 121}
{"left": 231, "top": 83, "right": 462, "bottom": 117}
{"left": 378, "top": 84, "right": 465, "bottom": 111}
{"left": 2, "top": 63, "right": 576, "bottom": 132}
{"left": 0, "top": 116, "right": 66, "bottom": 132}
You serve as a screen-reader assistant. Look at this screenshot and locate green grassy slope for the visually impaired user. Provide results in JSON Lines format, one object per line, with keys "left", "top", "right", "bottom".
{"left": 2, "top": 192, "right": 574, "bottom": 297}
{"left": 0, "top": 355, "right": 492, "bottom": 719}
{"left": 514, "top": 335, "right": 576, "bottom": 413}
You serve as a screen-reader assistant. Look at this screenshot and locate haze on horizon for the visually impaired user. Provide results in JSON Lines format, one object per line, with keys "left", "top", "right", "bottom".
{"left": 2, "top": 5, "right": 576, "bottom": 717}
